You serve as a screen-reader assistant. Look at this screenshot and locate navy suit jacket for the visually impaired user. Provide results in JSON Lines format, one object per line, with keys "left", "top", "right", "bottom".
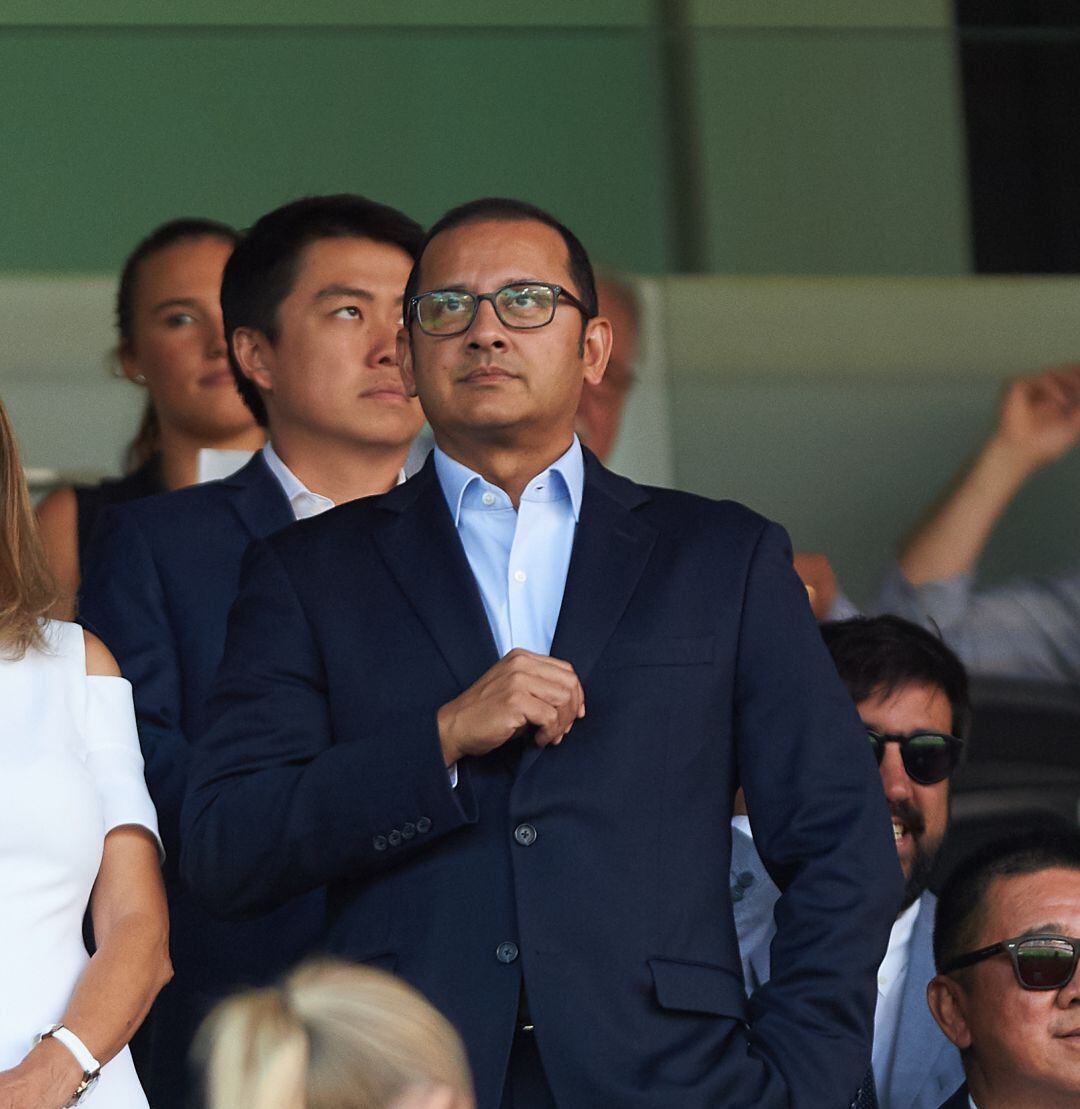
{"left": 79, "top": 454, "right": 325, "bottom": 1107}
{"left": 182, "top": 451, "right": 902, "bottom": 1109}
{"left": 732, "top": 830, "right": 964, "bottom": 1109}
{"left": 938, "top": 1083, "right": 969, "bottom": 1108}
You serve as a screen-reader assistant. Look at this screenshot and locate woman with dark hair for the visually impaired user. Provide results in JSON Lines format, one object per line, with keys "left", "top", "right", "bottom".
{"left": 36, "top": 218, "right": 264, "bottom": 616}
{"left": 0, "top": 394, "right": 171, "bottom": 1107}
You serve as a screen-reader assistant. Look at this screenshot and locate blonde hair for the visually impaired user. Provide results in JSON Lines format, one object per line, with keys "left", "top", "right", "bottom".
{"left": 198, "top": 960, "right": 473, "bottom": 1109}
{"left": 0, "top": 396, "right": 55, "bottom": 657}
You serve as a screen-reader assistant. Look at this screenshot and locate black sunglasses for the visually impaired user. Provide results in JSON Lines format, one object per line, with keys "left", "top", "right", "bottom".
{"left": 942, "top": 933, "right": 1080, "bottom": 990}
{"left": 866, "top": 728, "right": 963, "bottom": 786}
{"left": 406, "top": 282, "right": 592, "bottom": 336}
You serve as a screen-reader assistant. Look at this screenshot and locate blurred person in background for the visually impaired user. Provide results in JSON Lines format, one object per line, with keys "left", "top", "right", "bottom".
{"left": 879, "top": 365, "right": 1080, "bottom": 682}
{"left": 573, "top": 275, "right": 638, "bottom": 462}
{"left": 79, "top": 195, "right": 425, "bottom": 1109}
{"left": 198, "top": 960, "right": 474, "bottom": 1109}
{"left": 0, "top": 394, "right": 170, "bottom": 1108}
{"left": 36, "top": 218, "right": 264, "bottom": 617}
{"left": 928, "top": 826, "right": 1080, "bottom": 1108}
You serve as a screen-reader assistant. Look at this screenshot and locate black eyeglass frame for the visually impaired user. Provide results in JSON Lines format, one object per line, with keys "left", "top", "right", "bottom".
{"left": 866, "top": 728, "right": 964, "bottom": 786}
{"left": 405, "top": 282, "right": 594, "bottom": 335}
{"left": 941, "top": 933, "right": 1080, "bottom": 990}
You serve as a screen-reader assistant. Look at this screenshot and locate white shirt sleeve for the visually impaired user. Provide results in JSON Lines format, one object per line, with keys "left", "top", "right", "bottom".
{"left": 85, "top": 675, "right": 164, "bottom": 859}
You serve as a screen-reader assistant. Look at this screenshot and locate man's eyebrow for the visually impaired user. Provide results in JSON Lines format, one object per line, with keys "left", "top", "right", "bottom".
{"left": 314, "top": 285, "right": 375, "bottom": 301}
{"left": 151, "top": 297, "right": 200, "bottom": 313}
{"left": 1019, "top": 923, "right": 1070, "bottom": 936}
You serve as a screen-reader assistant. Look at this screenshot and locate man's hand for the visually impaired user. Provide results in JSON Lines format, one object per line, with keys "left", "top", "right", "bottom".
{"left": 900, "top": 364, "right": 1080, "bottom": 585}
{"left": 993, "top": 365, "right": 1080, "bottom": 473}
{"left": 793, "top": 552, "right": 837, "bottom": 620}
{"left": 436, "top": 648, "right": 585, "bottom": 766}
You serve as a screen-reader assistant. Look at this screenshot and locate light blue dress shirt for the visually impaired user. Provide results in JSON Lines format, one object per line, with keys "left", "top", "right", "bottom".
{"left": 433, "top": 437, "right": 584, "bottom": 658}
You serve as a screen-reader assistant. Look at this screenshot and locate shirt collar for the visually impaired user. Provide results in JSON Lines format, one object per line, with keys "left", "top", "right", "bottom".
{"left": 262, "top": 442, "right": 335, "bottom": 516}
{"left": 433, "top": 436, "right": 585, "bottom": 526}
{"left": 263, "top": 442, "right": 407, "bottom": 516}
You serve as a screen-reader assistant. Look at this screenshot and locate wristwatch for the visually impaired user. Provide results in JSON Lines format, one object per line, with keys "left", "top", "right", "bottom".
{"left": 33, "top": 1024, "right": 101, "bottom": 1105}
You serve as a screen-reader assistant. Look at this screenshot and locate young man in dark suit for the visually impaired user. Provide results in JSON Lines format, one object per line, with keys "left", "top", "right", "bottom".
{"left": 79, "top": 194, "right": 425, "bottom": 1108}
{"left": 182, "top": 197, "right": 903, "bottom": 1109}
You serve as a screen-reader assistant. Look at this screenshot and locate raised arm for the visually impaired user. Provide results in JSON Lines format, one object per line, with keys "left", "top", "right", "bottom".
{"left": 736, "top": 522, "right": 903, "bottom": 1108}
{"left": 900, "top": 366, "right": 1080, "bottom": 585}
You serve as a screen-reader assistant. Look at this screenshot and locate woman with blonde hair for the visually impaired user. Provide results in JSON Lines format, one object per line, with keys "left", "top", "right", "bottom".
{"left": 0, "top": 394, "right": 171, "bottom": 1106}
{"left": 199, "top": 960, "right": 474, "bottom": 1109}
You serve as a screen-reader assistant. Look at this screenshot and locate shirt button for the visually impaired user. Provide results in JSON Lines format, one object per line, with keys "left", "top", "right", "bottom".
{"left": 482, "top": 491, "right": 496, "bottom": 506}
{"left": 496, "top": 942, "right": 519, "bottom": 964}
{"left": 737, "top": 871, "right": 755, "bottom": 889}
{"left": 513, "top": 570, "right": 527, "bottom": 583}
{"left": 731, "top": 887, "right": 745, "bottom": 903}
{"left": 372, "top": 835, "right": 388, "bottom": 852}
{"left": 514, "top": 823, "right": 537, "bottom": 846}
{"left": 416, "top": 817, "right": 432, "bottom": 834}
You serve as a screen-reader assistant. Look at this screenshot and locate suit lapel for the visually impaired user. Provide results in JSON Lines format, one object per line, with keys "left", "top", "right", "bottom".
{"left": 888, "top": 892, "right": 951, "bottom": 1109}
{"left": 221, "top": 452, "right": 295, "bottom": 540}
{"left": 517, "top": 455, "right": 657, "bottom": 776}
{"left": 372, "top": 461, "right": 499, "bottom": 689}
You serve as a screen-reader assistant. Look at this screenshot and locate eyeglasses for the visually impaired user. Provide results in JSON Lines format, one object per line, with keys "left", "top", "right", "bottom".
{"left": 406, "top": 282, "right": 592, "bottom": 336}
{"left": 866, "top": 729, "right": 964, "bottom": 786}
{"left": 942, "top": 933, "right": 1080, "bottom": 990}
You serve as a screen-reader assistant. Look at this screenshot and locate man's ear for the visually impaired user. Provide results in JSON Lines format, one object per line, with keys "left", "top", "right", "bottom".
{"left": 232, "top": 327, "right": 273, "bottom": 391}
{"left": 927, "top": 974, "right": 973, "bottom": 1050}
{"left": 581, "top": 315, "right": 613, "bottom": 388}
{"left": 397, "top": 327, "right": 418, "bottom": 398}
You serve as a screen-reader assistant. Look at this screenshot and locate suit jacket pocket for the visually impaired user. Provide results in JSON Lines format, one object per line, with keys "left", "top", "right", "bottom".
{"left": 602, "top": 634, "right": 715, "bottom": 669}
{"left": 649, "top": 956, "right": 747, "bottom": 1021}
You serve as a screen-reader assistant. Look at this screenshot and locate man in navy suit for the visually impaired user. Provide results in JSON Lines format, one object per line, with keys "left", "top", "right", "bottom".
{"left": 79, "top": 195, "right": 425, "bottom": 1108}
{"left": 928, "top": 828, "right": 1080, "bottom": 1109}
{"left": 182, "top": 197, "right": 902, "bottom": 1108}
{"left": 733, "top": 616, "right": 969, "bottom": 1108}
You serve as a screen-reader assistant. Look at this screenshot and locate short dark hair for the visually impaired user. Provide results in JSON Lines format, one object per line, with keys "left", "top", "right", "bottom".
{"left": 403, "top": 197, "right": 598, "bottom": 328}
{"left": 934, "top": 824, "right": 1080, "bottom": 976}
{"left": 820, "top": 615, "right": 971, "bottom": 737}
{"left": 222, "top": 195, "right": 424, "bottom": 426}
{"left": 116, "top": 217, "right": 239, "bottom": 344}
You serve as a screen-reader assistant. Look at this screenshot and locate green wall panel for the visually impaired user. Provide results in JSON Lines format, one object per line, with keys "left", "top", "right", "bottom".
{"left": 0, "top": 25, "right": 671, "bottom": 273}
{"left": 692, "top": 25, "right": 970, "bottom": 274}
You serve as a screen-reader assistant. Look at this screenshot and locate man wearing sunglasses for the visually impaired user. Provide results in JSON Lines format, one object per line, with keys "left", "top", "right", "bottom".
{"left": 734, "top": 615, "right": 968, "bottom": 1108}
{"left": 183, "top": 197, "right": 901, "bottom": 1109}
{"left": 928, "top": 827, "right": 1080, "bottom": 1108}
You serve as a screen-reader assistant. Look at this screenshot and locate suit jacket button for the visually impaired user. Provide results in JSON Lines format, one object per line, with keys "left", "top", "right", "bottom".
{"left": 388, "top": 830, "right": 403, "bottom": 847}
{"left": 402, "top": 822, "right": 417, "bottom": 839}
{"left": 514, "top": 823, "right": 537, "bottom": 846}
{"left": 416, "top": 817, "right": 432, "bottom": 833}
{"left": 373, "top": 835, "right": 388, "bottom": 852}
{"left": 496, "top": 942, "right": 519, "bottom": 964}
